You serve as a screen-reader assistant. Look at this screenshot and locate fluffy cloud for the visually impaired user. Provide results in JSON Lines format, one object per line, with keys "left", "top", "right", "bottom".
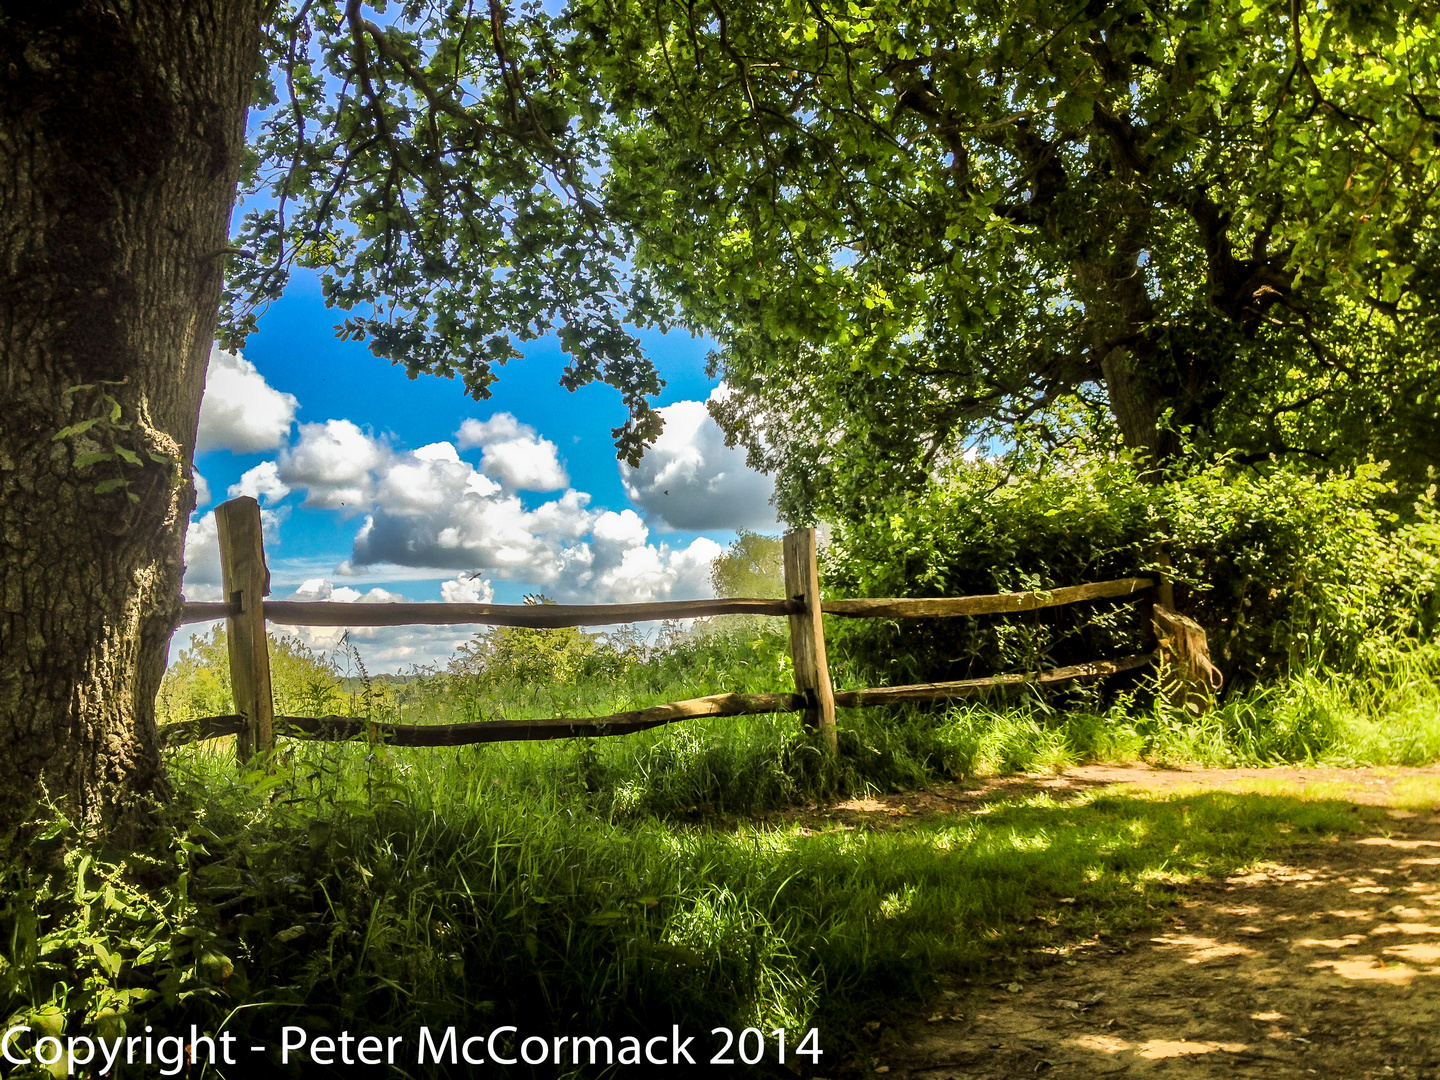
{"left": 622, "top": 389, "right": 778, "bottom": 531}
{"left": 458, "top": 413, "right": 567, "bottom": 491}
{"left": 196, "top": 346, "right": 299, "bottom": 453}
{"left": 271, "top": 580, "right": 456, "bottom": 663}
{"left": 456, "top": 414, "right": 521, "bottom": 446}
{"left": 352, "top": 487, "right": 594, "bottom": 576}
{"left": 179, "top": 388, "right": 752, "bottom": 670}
{"left": 373, "top": 441, "right": 500, "bottom": 516}
{"left": 278, "top": 419, "right": 387, "bottom": 511}
{"left": 289, "top": 579, "right": 403, "bottom": 604}
{"left": 568, "top": 511, "right": 722, "bottom": 603}
{"left": 349, "top": 463, "right": 722, "bottom": 604}
{"left": 441, "top": 573, "right": 496, "bottom": 604}
{"left": 193, "top": 470, "right": 211, "bottom": 508}
{"left": 228, "top": 460, "right": 291, "bottom": 503}
{"left": 179, "top": 511, "right": 224, "bottom": 607}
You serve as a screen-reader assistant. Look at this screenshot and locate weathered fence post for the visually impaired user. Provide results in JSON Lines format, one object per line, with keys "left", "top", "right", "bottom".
{"left": 1152, "top": 605, "right": 1224, "bottom": 714}
{"left": 1154, "top": 551, "right": 1176, "bottom": 611}
{"left": 1144, "top": 552, "right": 1222, "bottom": 713}
{"left": 782, "top": 528, "right": 837, "bottom": 754}
{"left": 215, "top": 496, "right": 275, "bottom": 765}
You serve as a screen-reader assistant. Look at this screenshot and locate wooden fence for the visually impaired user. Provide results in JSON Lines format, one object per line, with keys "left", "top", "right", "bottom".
{"left": 166, "top": 496, "right": 1170, "bottom": 762}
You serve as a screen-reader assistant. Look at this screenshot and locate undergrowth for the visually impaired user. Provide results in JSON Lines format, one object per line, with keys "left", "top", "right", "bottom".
{"left": 0, "top": 743, "right": 1381, "bottom": 1079}
{"left": 4, "top": 621, "right": 1439, "bottom": 1076}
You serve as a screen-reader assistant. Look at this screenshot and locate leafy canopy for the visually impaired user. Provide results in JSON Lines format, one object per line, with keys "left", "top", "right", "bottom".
{"left": 227, "top": 0, "right": 667, "bottom": 462}
{"left": 228, "top": 1, "right": 1440, "bottom": 495}
{"left": 574, "top": 0, "right": 1440, "bottom": 514}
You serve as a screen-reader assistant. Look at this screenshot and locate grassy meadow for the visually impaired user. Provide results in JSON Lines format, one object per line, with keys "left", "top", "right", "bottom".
{"left": 4, "top": 615, "right": 1440, "bottom": 1077}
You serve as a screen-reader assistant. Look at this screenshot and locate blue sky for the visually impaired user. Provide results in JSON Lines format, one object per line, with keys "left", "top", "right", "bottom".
{"left": 180, "top": 270, "right": 780, "bottom": 670}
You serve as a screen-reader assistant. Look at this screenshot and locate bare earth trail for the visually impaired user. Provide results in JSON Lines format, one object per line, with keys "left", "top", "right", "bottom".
{"left": 810, "top": 766, "right": 1440, "bottom": 1080}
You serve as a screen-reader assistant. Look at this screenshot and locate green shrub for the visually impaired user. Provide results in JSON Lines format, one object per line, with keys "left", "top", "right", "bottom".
{"left": 710, "top": 531, "right": 785, "bottom": 599}
{"left": 825, "top": 454, "right": 1440, "bottom": 689}
{"left": 158, "top": 627, "right": 346, "bottom": 724}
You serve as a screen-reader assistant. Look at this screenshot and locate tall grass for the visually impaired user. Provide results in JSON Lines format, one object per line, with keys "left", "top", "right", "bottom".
{"left": 5, "top": 621, "right": 1438, "bottom": 1076}
{"left": 2, "top": 734, "right": 1381, "bottom": 1079}
{"left": 163, "top": 617, "right": 1440, "bottom": 791}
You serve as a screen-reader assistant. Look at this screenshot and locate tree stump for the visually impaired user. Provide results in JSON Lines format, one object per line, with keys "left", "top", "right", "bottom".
{"left": 1152, "top": 605, "right": 1223, "bottom": 714}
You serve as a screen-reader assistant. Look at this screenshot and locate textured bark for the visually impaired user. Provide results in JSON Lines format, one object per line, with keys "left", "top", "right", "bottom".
{"left": 1011, "top": 118, "right": 1182, "bottom": 468}
{"left": 0, "top": 1, "right": 261, "bottom": 828}
{"left": 1071, "top": 219, "right": 1177, "bottom": 467}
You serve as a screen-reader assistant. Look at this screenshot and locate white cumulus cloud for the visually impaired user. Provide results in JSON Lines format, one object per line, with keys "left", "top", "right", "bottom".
{"left": 183, "top": 511, "right": 221, "bottom": 588}
{"left": 278, "top": 419, "right": 387, "bottom": 511}
{"left": 228, "top": 460, "right": 291, "bottom": 503}
{"left": 179, "top": 387, "right": 765, "bottom": 669}
{"left": 181, "top": 506, "right": 286, "bottom": 594}
{"left": 196, "top": 346, "right": 299, "bottom": 453}
{"left": 347, "top": 464, "right": 725, "bottom": 605}
{"left": 353, "top": 487, "right": 595, "bottom": 578}
{"left": 268, "top": 580, "right": 423, "bottom": 658}
{"left": 458, "top": 413, "right": 568, "bottom": 491}
{"left": 288, "top": 579, "right": 403, "bottom": 604}
{"left": 440, "top": 573, "right": 496, "bottom": 604}
{"left": 622, "top": 388, "right": 777, "bottom": 531}
{"left": 591, "top": 535, "right": 724, "bottom": 604}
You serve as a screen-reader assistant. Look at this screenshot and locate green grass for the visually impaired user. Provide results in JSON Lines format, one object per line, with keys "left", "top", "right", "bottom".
{"left": 1, "top": 740, "right": 1382, "bottom": 1079}
{"left": 4, "top": 622, "right": 1439, "bottom": 1077}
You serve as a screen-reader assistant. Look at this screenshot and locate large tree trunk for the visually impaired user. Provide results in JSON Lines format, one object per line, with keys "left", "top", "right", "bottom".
{"left": 0, "top": 2, "right": 261, "bottom": 829}
{"left": 1073, "top": 224, "right": 1181, "bottom": 470}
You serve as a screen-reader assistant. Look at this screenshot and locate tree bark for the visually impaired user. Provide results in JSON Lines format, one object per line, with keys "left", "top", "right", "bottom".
{"left": 0, "top": 2, "right": 261, "bottom": 829}
{"left": 1071, "top": 209, "right": 1179, "bottom": 468}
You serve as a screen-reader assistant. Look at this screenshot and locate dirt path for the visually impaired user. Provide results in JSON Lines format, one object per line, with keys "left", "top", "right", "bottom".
{"left": 820, "top": 766, "right": 1440, "bottom": 1080}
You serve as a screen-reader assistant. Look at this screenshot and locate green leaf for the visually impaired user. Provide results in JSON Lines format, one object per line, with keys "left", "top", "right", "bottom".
{"left": 1053, "top": 93, "right": 1094, "bottom": 128}
{"left": 53, "top": 418, "right": 101, "bottom": 441}
{"left": 93, "top": 941, "right": 122, "bottom": 978}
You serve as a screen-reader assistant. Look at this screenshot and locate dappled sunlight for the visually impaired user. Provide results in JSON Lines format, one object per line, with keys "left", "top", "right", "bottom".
{"left": 1224, "top": 862, "right": 1326, "bottom": 888}
{"left": 1136, "top": 1039, "right": 1249, "bottom": 1059}
{"left": 1067, "top": 1033, "right": 1130, "bottom": 1054}
{"left": 1149, "top": 933, "right": 1258, "bottom": 964}
{"left": 1384, "top": 942, "right": 1440, "bottom": 964}
{"left": 1372, "top": 920, "right": 1440, "bottom": 936}
{"left": 834, "top": 796, "right": 890, "bottom": 813}
{"left": 1357, "top": 836, "right": 1440, "bottom": 849}
{"left": 885, "top": 775, "right": 1440, "bottom": 1078}
{"left": 1306, "top": 954, "right": 1436, "bottom": 983}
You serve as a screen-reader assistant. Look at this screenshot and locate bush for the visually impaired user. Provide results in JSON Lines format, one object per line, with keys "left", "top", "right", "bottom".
{"left": 825, "top": 454, "right": 1440, "bottom": 690}
{"left": 158, "top": 627, "right": 347, "bottom": 724}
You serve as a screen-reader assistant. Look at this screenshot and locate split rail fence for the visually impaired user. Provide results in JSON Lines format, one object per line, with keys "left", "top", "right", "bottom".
{"left": 166, "top": 496, "right": 1169, "bottom": 762}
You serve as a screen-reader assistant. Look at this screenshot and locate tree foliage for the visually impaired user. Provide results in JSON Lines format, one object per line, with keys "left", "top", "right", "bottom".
{"left": 826, "top": 452, "right": 1440, "bottom": 687}
{"left": 572, "top": 0, "right": 1440, "bottom": 517}
{"left": 222, "top": 0, "right": 1440, "bottom": 502}
{"left": 710, "top": 531, "right": 784, "bottom": 598}
{"left": 226, "top": 0, "right": 668, "bottom": 461}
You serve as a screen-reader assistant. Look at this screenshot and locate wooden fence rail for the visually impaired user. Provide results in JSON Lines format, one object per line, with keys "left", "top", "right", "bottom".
{"left": 161, "top": 655, "right": 1157, "bottom": 750}
{"left": 172, "top": 496, "right": 1170, "bottom": 766}
{"left": 179, "top": 596, "right": 802, "bottom": 627}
